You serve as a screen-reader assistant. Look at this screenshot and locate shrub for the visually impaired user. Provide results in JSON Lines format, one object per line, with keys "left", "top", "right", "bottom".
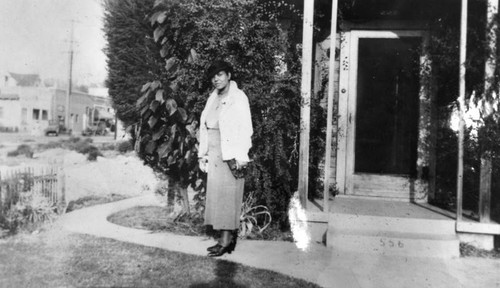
{"left": 7, "top": 144, "right": 33, "bottom": 158}
{"left": 100, "top": 142, "right": 117, "bottom": 151}
{"left": 0, "top": 208, "right": 25, "bottom": 234}
{"left": 86, "top": 146, "right": 103, "bottom": 161}
{"left": 38, "top": 141, "right": 63, "bottom": 150}
{"left": 239, "top": 192, "right": 272, "bottom": 238}
{"left": 35, "top": 137, "right": 106, "bottom": 161}
{"left": 116, "top": 140, "right": 134, "bottom": 153}
{"left": 22, "top": 194, "right": 57, "bottom": 224}
{"left": 0, "top": 192, "right": 57, "bottom": 234}
{"left": 71, "top": 139, "right": 95, "bottom": 154}
{"left": 68, "top": 136, "right": 84, "bottom": 143}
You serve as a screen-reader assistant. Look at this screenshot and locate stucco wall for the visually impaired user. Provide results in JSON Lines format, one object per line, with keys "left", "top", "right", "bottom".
{"left": 0, "top": 87, "right": 53, "bottom": 133}
{"left": 0, "top": 99, "right": 21, "bottom": 130}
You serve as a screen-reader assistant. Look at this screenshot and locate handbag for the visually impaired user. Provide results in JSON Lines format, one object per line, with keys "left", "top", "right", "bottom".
{"left": 226, "top": 159, "right": 247, "bottom": 179}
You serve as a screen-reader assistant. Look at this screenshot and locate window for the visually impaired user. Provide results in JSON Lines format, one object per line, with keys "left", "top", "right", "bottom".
{"left": 0, "top": 107, "right": 3, "bottom": 119}
{"left": 75, "top": 114, "right": 79, "bottom": 123}
{"left": 32, "top": 109, "right": 40, "bottom": 120}
{"left": 22, "top": 108, "right": 27, "bottom": 124}
{"left": 42, "top": 110, "right": 48, "bottom": 120}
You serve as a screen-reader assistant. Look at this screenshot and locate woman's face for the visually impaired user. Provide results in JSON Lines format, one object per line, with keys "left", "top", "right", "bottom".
{"left": 212, "top": 71, "right": 231, "bottom": 91}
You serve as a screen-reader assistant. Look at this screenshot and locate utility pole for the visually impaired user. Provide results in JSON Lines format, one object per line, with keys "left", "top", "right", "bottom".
{"left": 65, "top": 20, "right": 75, "bottom": 132}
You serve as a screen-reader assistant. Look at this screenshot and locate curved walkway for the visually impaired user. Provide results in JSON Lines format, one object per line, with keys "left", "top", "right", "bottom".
{"left": 58, "top": 195, "right": 500, "bottom": 288}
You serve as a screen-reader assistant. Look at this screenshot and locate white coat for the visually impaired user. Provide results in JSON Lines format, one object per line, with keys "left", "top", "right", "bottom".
{"left": 198, "top": 81, "right": 253, "bottom": 162}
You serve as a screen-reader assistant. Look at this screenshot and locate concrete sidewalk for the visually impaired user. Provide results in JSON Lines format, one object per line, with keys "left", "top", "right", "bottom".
{"left": 58, "top": 195, "right": 500, "bottom": 288}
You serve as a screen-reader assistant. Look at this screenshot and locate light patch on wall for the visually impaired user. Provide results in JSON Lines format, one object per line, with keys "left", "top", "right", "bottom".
{"left": 288, "top": 191, "right": 310, "bottom": 251}
{"left": 450, "top": 91, "right": 499, "bottom": 136}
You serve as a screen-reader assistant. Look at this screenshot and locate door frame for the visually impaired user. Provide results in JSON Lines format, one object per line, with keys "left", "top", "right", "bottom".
{"left": 336, "top": 30, "right": 432, "bottom": 201}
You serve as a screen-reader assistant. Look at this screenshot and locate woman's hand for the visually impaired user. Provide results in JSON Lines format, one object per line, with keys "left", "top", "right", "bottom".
{"left": 198, "top": 157, "right": 208, "bottom": 173}
{"left": 235, "top": 159, "right": 248, "bottom": 169}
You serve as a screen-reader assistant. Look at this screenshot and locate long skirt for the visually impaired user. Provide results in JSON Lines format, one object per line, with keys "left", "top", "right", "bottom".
{"left": 204, "top": 129, "right": 245, "bottom": 230}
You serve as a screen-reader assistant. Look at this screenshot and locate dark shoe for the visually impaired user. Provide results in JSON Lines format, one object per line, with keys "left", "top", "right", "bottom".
{"left": 232, "top": 230, "right": 238, "bottom": 247}
{"left": 207, "top": 241, "right": 236, "bottom": 257}
{"left": 207, "top": 243, "right": 222, "bottom": 253}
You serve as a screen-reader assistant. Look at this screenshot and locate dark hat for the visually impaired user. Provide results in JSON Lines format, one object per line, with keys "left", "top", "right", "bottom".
{"left": 206, "top": 60, "right": 233, "bottom": 80}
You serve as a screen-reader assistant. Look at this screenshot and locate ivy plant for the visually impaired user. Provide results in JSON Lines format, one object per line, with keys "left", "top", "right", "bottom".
{"left": 131, "top": 0, "right": 326, "bottom": 226}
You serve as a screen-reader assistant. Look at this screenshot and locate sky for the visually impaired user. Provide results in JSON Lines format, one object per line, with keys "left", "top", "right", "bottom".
{"left": 0, "top": 0, "right": 107, "bottom": 86}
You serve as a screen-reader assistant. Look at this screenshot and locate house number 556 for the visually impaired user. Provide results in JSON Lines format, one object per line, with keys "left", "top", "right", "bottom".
{"left": 380, "top": 238, "right": 404, "bottom": 248}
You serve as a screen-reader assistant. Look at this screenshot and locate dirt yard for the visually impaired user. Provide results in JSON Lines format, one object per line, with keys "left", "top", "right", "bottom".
{"left": 0, "top": 133, "right": 159, "bottom": 204}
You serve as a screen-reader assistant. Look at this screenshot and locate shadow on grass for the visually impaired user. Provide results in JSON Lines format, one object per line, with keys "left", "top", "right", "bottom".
{"left": 190, "top": 260, "right": 247, "bottom": 288}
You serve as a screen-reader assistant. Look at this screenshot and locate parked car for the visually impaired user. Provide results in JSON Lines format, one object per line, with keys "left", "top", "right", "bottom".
{"left": 82, "top": 123, "right": 109, "bottom": 136}
{"left": 44, "top": 123, "right": 60, "bottom": 136}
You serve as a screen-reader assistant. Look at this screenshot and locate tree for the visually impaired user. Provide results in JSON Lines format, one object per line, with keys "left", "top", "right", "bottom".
{"left": 103, "top": 0, "right": 164, "bottom": 127}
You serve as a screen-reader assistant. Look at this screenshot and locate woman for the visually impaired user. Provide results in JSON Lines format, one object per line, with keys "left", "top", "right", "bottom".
{"left": 198, "top": 60, "right": 253, "bottom": 257}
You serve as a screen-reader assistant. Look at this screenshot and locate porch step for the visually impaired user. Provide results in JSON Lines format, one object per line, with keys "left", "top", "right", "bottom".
{"left": 327, "top": 213, "right": 460, "bottom": 258}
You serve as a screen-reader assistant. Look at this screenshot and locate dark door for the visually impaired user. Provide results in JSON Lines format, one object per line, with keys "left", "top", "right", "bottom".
{"left": 354, "top": 38, "right": 420, "bottom": 176}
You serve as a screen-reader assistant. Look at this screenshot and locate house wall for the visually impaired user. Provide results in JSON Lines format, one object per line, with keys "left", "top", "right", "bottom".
{"left": 0, "top": 99, "right": 21, "bottom": 130}
{"left": 53, "top": 90, "right": 112, "bottom": 134}
{"left": 0, "top": 87, "right": 53, "bottom": 134}
{"left": 0, "top": 72, "right": 18, "bottom": 87}
{"left": 0, "top": 87, "right": 112, "bottom": 135}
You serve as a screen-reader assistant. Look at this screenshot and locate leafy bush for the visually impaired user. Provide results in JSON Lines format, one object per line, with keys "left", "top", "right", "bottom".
{"left": 38, "top": 141, "right": 63, "bottom": 150}
{"left": 239, "top": 192, "right": 272, "bottom": 238}
{"left": 0, "top": 192, "right": 56, "bottom": 234}
{"left": 0, "top": 208, "right": 25, "bottom": 234}
{"left": 86, "top": 146, "right": 103, "bottom": 161}
{"left": 116, "top": 140, "right": 134, "bottom": 153}
{"left": 37, "top": 137, "right": 104, "bottom": 161}
{"left": 124, "top": 0, "right": 327, "bottom": 228}
{"left": 68, "top": 136, "right": 85, "bottom": 143}
{"left": 7, "top": 144, "right": 34, "bottom": 158}
{"left": 99, "top": 142, "right": 117, "bottom": 151}
{"left": 22, "top": 194, "right": 57, "bottom": 223}
{"left": 68, "top": 138, "right": 93, "bottom": 152}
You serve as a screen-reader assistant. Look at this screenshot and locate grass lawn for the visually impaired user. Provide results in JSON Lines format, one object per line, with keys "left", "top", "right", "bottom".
{"left": 0, "top": 229, "right": 320, "bottom": 288}
{"left": 107, "top": 206, "right": 295, "bottom": 242}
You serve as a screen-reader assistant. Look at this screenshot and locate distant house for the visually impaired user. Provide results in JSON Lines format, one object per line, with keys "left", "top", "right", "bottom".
{"left": 0, "top": 71, "right": 42, "bottom": 88}
{"left": 8, "top": 73, "right": 42, "bottom": 87}
{"left": 0, "top": 71, "right": 19, "bottom": 87}
{"left": 0, "top": 73, "right": 113, "bottom": 135}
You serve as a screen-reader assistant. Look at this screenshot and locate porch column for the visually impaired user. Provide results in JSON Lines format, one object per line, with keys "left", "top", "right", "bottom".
{"left": 479, "top": 0, "right": 498, "bottom": 223}
{"left": 457, "top": 0, "right": 469, "bottom": 221}
{"left": 323, "top": 0, "right": 339, "bottom": 212}
{"left": 298, "top": 0, "right": 315, "bottom": 208}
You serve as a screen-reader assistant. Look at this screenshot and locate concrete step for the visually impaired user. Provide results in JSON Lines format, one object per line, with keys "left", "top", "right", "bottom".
{"left": 329, "top": 213, "right": 456, "bottom": 235}
{"left": 327, "top": 213, "right": 460, "bottom": 258}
